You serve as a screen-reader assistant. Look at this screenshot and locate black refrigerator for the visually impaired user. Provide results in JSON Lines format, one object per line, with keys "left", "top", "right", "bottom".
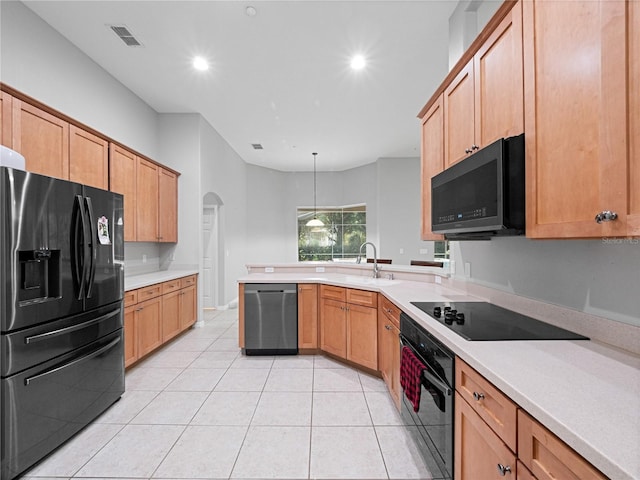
{"left": 0, "top": 167, "right": 125, "bottom": 479}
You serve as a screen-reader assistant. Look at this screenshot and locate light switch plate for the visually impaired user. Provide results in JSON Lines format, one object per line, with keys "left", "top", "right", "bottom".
{"left": 435, "top": 276, "right": 442, "bottom": 284}
{"left": 316, "top": 267, "right": 325, "bottom": 273}
{"left": 265, "top": 267, "right": 274, "bottom": 273}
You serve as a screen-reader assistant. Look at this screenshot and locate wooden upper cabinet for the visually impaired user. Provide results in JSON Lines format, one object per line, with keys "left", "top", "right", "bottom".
{"left": 1, "top": 92, "right": 12, "bottom": 147}
{"left": 420, "top": 94, "right": 445, "bottom": 240}
{"left": 12, "top": 99, "right": 69, "bottom": 180}
{"left": 474, "top": 1, "right": 524, "bottom": 147}
{"left": 628, "top": 0, "right": 640, "bottom": 236}
{"left": 523, "top": 0, "right": 628, "bottom": 238}
{"left": 136, "top": 158, "right": 159, "bottom": 241}
{"left": 69, "top": 125, "right": 108, "bottom": 189}
{"left": 158, "top": 167, "right": 178, "bottom": 242}
{"left": 109, "top": 144, "right": 138, "bottom": 241}
{"left": 444, "top": 61, "right": 476, "bottom": 167}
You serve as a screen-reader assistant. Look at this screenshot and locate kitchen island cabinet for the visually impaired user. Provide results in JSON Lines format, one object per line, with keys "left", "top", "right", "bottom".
{"left": 378, "top": 295, "right": 401, "bottom": 409}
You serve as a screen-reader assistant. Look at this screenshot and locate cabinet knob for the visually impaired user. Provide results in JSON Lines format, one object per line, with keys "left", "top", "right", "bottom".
{"left": 595, "top": 210, "right": 618, "bottom": 224}
{"left": 465, "top": 148, "right": 472, "bottom": 154}
{"left": 497, "top": 464, "right": 512, "bottom": 476}
{"left": 473, "top": 391, "right": 485, "bottom": 401}
{"left": 471, "top": 144, "right": 479, "bottom": 151}
{"left": 385, "top": 324, "right": 392, "bottom": 331}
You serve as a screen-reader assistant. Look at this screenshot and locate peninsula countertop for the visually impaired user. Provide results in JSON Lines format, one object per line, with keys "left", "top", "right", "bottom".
{"left": 238, "top": 272, "right": 640, "bottom": 480}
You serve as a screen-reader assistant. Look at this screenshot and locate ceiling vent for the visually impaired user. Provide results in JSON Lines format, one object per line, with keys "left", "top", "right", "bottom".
{"left": 109, "top": 25, "right": 143, "bottom": 47}
{"left": 251, "top": 144, "right": 264, "bottom": 150}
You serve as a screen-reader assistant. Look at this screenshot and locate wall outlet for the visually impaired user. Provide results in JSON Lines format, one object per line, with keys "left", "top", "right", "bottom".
{"left": 142, "top": 254, "right": 147, "bottom": 264}
{"left": 316, "top": 266, "right": 325, "bottom": 273}
{"left": 449, "top": 260, "right": 456, "bottom": 274}
{"left": 399, "top": 248, "right": 404, "bottom": 254}
{"left": 419, "top": 248, "right": 429, "bottom": 254}
{"left": 170, "top": 253, "right": 176, "bottom": 261}
{"left": 464, "top": 262, "right": 471, "bottom": 277}
{"left": 435, "top": 276, "right": 442, "bottom": 284}
{"left": 265, "top": 267, "right": 275, "bottom": 273}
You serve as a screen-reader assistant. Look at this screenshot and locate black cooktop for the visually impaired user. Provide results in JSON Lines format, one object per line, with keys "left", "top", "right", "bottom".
{"left": 411, "top": 301, "right": 589, "bottom": 341}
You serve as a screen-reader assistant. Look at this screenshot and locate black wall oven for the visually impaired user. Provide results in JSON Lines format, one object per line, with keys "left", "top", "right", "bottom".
{"left": 400, "top": 312, "right": 455, "bottom": 480}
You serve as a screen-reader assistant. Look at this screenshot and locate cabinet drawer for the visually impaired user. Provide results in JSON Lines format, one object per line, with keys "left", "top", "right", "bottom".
{"left": 137, "top": 284, "right": 162, "bottom": 301}
{"left": 162, "top": 279, "right": 181, "bottom": 294}
{"left": 320, "top": 284, "right": 346, "bottom": 302}
{"left": 379, "top": 295, "right": 401, "bottom": 327}
{"left": 181, "top": 275, "right": 197, "bottom": 288}
{"left": 124, "top": 289, "right": 138, "bottom": 307}
{"left": 518, "top": 411, "right": 607, "bottom": 480}
{"left": 346, "top": 288, "right": 377, "bottom": 308}
{"left": 455, "top": 358, "right": 517, "bottom": 451}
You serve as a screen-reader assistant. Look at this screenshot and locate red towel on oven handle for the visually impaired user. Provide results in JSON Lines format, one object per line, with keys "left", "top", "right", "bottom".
{"left": 400, "top": 345, "right": 426, "bottom": 413}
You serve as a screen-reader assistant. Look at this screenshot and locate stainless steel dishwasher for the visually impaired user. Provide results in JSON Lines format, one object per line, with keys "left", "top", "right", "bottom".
{"left": 244, "top": 283, "right": 298, "bottom": 355}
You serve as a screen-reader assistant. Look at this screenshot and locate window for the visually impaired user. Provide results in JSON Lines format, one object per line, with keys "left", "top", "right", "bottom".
{"left": 434, "top": 240, "right": 449, "bottom": 259}
{"left": 297, "top": 205, "right": 366, "bottom": 261}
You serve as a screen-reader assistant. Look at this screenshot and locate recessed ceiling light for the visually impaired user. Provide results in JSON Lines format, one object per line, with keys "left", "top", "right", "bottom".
{"left": 246, "top": 6, "right": 257, "bottom": 17}
{"left": 193, "top": 56, "right": 209, "bottom": 71}
{"left": 350, "top": 54, "right": 366, "bottom": 71}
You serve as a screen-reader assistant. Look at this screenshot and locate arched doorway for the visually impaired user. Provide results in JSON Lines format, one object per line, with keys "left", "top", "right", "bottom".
{"left": 202, "top": 192, "right": 224, "bottom": 309}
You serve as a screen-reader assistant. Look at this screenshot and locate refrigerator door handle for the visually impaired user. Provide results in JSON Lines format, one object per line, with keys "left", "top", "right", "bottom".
{"left": 84, "top": 196, "right": 97, "bottom": 299}
{"left": 73, "top": 194, "right": 87, "bottom": 300}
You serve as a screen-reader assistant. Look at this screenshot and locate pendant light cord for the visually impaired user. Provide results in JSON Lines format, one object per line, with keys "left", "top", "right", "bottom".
{"left": 312, "top": 152, "right": 318, "bottom": 218}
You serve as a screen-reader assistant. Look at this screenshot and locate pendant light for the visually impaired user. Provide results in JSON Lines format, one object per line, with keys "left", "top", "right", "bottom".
{"left": 306, "top": 152, "right": 324, "bottom": 227}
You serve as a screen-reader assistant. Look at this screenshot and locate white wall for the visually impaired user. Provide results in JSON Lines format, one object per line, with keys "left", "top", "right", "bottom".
{"left": 0, "top": 1, "right": 159, "bottom": 158}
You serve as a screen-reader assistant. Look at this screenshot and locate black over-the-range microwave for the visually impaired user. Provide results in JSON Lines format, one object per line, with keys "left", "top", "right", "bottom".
{"left": 431, "top": 133, "right": 525, "bottom": 240}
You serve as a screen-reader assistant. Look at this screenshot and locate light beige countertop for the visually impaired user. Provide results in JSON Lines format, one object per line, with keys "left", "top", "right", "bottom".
{"left": 125, "top": 269, "right": 198, "bottom": 291}
{"left": 238, "top": 273, "right": 640, "bottom": 480}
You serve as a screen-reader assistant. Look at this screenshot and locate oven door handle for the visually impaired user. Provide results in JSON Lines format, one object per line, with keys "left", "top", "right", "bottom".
{"left": 422, "top": 369, "right": 452, "bottom": 397}
{"left": 400, "top": 333, "right": 452, "bottom": 396}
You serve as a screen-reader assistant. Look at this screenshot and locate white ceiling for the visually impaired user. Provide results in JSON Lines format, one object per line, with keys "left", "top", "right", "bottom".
{"left": 22, "top": 0, "right": 459, "bottom": 172}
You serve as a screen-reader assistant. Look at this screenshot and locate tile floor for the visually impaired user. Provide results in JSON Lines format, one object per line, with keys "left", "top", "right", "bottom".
{"left": 22, "top": 309, "right": 437, "bottom": 480}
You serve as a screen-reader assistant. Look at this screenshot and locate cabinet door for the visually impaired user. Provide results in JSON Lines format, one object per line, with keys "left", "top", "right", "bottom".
{"left": 523, "top": 0, "right": 628, "bottom": 237}
{"left": 109, "top": 144, "right": 137, "bottom": 241}
{"left": 474, "top": 1, "right": 524, "bottom": 147}
{"left": 180, "top": 285, "right": 197, "bottom": 330}
{"left": 420, "top": 94, "right": 445, "bottom": 240}
{"left": 124, "top": 304, "right": 137, "bottom": 368}
{"left": 346, "top": 303, "right": 377, "bottom": 370}
{"left": 136, "top": 158, "right": 159, "bottom": 241}
{"left": 455, "top": 392, "right": 516, "bottom": 480}
{"left": 136, "top": 296, "right": 162, "bottom": 358}
{"left": 518, "top": 410, "right": 607, "bottom": 480}
{"left": 69, "top": 125, "right": 108, "bottom": 189}
{"left": 298, "top": 283, "right": 318, "bottom": 349}
{"left": 1, "top": 92, "right": 12, "bottom": 147}
{"left": 162, "top": 290, "right": 181, "bottom": 342}
{"left": 158, "top": 167, "right": 178, "bottom": 242}
{"left": 12, "top": 99, "right": 69, "bottom": 180}
{"left": 444, "top": 61, "right": 475, "bottom": 167}
{"left": 320, "top": 298, "right": 347, "bottom": 358}
{"left": 378, "top": 310, "right": 400, "bottom": 410}
{"left": 628, "top": 0, "right": 640, "bottom": 236}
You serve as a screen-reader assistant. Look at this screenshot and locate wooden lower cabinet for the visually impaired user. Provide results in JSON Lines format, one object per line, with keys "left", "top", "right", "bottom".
{"left": 298, "top": 283, "right": 318, "bottom": 349}
{"left": 162, "top": 290, "right": 181, "bottom": 342}
{"left": 319, "top": 286, "right": 377, "bottom": 370}
{"left": 136, "top": 296, "right": 163, "bottom": 358}
{"left": 455, "top": 391, "right": 516, "bottom": 480}
{"left": 517, "top": 460, "right": 536, "bottom": 480}
{"left": 123, "top": 304, "right": 137, "bottom": 368}
{"left": 320, "top": 298, "right": 347, "bottom": 358}
{"left": 125, "top": 274, "right": 198, "bottom": 367}
{"left": 518, "top": 410, "right": 607, "bottom": 480}
{"left": 179, "top": 285, "right": 197, "bottom": 329}
{"left": 378, "top": 295, "right": 401, "bottom": 409}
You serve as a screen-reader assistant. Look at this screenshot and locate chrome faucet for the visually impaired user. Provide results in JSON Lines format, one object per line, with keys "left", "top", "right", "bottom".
{"left": 358, "top": 242, "right": 379, "bottom": 278}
